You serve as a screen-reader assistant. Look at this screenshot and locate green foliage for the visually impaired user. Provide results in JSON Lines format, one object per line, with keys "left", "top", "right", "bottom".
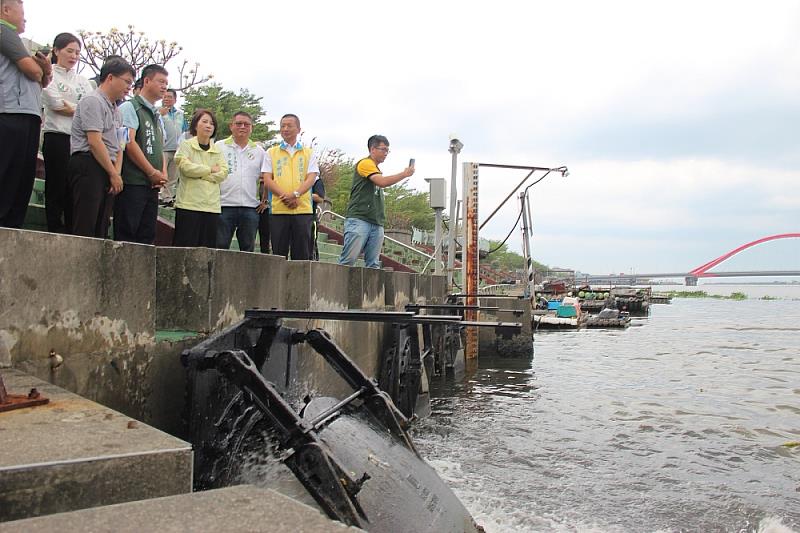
{"left": 665, "top": 290, "right": 749, "bottom": 300}
{"left": 383, "top": 183, "right": 434, "bottom": 230}
{"left": 665, "top": 290, "right": 708, "bottom": 298}
{"left": 485, "top": 239, "right": 547, "bottom": 274}
{"left": 319, "top": 149, "right": 355, "bottom": 214}
{"left": 181, "top": 83, "right": 277, "bottom": 142}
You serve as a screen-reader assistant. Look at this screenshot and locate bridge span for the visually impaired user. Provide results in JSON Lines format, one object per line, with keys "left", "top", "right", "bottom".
{"left": 578, "top": 234, "right": 800, "bottom": 286}
{"left": 578, "top": 271, "right": 800, "bottom": 286}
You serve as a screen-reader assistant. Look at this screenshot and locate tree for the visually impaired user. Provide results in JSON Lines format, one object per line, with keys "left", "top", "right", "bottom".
{"left": 318, "top": 148, "right": 354, "bottom": 214}
{"left": 181, "top": 84, "right": 277, "bottom": 142}
{"left": 77, "top": 26, "right": 211, "bottom": 91}
{"left": 383, "top": 183, "right": 434, "bottom": 230}
{"left": 484, "top": 239, "right": 548, "bottom": 274}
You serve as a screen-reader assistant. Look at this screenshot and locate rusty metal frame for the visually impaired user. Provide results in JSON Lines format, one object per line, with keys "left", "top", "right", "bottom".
{"left": 0, "top": 373, "right": 49, "bottom": 413}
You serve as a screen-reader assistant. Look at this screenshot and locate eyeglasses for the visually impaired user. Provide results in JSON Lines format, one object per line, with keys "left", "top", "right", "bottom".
{"left": 373, "top": 147, "right": 390, "bottom": 153}
{"left": 116, "top": 76, "right": 135, "bottom": 88}
{"left": 233, "top": 121, "right": 253, "bottom": 128}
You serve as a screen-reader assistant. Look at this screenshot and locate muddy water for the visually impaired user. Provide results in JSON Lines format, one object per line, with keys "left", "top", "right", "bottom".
{"left": 413, "top": 295, "right": 800, "bottom": 532}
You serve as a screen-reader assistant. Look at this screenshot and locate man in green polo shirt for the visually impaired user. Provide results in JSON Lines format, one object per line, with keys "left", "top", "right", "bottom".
{"left": 114, "top": 64, "right": 168, "bottom": 244}
{"left": 338, "top": 134, "right": 414, "bottom": 268}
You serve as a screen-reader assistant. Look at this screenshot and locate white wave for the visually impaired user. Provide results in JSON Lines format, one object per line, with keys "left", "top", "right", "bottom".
{"left": 757, "top": 516, "right": 798, "bottom": 533}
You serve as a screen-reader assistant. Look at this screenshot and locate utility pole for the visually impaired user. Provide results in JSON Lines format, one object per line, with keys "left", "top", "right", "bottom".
{"left": 519, "top": 191, "right": 534, "bottom": 300}
{"left": 446, "top": 137, "right": 463, "bottom": 289}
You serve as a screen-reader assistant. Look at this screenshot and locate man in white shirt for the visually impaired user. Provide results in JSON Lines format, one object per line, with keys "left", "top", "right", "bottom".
{"left": 216, "top": 111, "right": 265, "bottom": 252}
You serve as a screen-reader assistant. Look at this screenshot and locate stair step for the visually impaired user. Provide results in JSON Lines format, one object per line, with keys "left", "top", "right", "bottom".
{"left": 0, "top": 369, "right": 192, "bottom": 522}
{"left": 0, "top": 486, "right": 346, "bottom": 532}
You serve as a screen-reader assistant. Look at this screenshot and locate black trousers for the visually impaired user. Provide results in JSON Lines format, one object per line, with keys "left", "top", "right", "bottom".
{"left": 113, "top": 184, "right": 158, "bottom": 244}
{"left": 258, "top": 209, "right": 271, "bottom": 253}
{"left": 42, "top": 132, "right": 73, "bottom": 233}
{"left": 68, "top": 153, "right": 114, "bottom": 238}
{"left": 271, "top": 213, "right": 313, "bottom": 260}
{"left": 173, "top": 208, "right": 218, "bottom": 248}
{"left": 0, "top": 113, "right": 40, "bottom": 229}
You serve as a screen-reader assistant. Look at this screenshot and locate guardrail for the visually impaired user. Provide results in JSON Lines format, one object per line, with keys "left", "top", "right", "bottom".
{"left": 319, "top": 210, "right": 444, "bottom": 274}
{"left": 478, "top": 283, "right": 516, "bottom": 295}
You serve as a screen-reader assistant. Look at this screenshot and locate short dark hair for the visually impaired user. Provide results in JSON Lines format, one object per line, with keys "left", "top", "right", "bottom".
{"left": 189, "top": 109, "right": 218, "bottom": 137}
{"left": 280, "top": 113, "right": 300, "bottom": 127}
{"left": 166, "top": 88, "right": 177, "bottom": 98}
{"left": 51, "top": 32, "right": 81, "bottom": 64}
{"left": 133, "top": 78, "right": 143, "bottom": 90}
{"left": 231, "top": 111, "right": 253, "bottom": 123}
{"left": 140, "top": 64, "right": 168, "bottom": 80}
{"left": 99, "top": 57, "right": 135, "bottom": 85}
{"left": 368, "top": 135, "right": 389, "bottom": 150}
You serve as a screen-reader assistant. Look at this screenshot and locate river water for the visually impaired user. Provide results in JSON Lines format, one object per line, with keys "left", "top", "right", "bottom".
{"left": 412, "top": 286, "right": 800, "bottom": 533}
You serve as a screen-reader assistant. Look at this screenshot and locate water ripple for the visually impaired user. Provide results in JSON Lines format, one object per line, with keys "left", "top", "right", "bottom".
{"left": 414, "top": 297, "right": 800, "bottom": 533}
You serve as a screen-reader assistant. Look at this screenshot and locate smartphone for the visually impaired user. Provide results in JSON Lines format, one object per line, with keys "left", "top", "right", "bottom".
{"left": 409, "top": 158, "right": 415, "bottom": 167}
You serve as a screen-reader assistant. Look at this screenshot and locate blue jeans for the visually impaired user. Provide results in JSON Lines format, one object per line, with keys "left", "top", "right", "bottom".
{"left": 338, "top": 217, "right": 384, "bottom": 268}
{"left": 217, "top": 206, "right": 259, "bottom": 252}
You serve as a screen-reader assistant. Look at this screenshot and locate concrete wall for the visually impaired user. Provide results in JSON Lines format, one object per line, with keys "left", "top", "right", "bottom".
{"left": 478, "top": 295, "right": 532, "bottom": 358}
{"left": 0, "top": 229, "right": 155, "bottom": 367}
{"left": 156, "top": 247, "right": 286, "bottom": 332}
{"left": 0, "top": 227, "right": 446, "bottom": 436}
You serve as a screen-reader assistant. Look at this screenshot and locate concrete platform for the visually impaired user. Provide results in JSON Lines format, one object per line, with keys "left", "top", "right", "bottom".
{"left": 0, "top": 369, "right": 192, "bottom": 522}
{"left": 0, "top": 485, "right": 357, "bottom": 532}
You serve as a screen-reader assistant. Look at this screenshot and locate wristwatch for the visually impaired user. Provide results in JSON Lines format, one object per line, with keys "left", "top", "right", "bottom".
{"left": 292, "top": 191, "right": 300, "bottom": 198}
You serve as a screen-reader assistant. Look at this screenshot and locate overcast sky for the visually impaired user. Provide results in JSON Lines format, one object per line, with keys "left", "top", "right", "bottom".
{"left": 23, "top": 0, "right": 800, "bottom": 275}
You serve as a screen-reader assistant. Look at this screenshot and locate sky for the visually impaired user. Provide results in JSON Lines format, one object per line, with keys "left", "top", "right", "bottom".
{"left": 22, "top": 0, "right": 800, "bottom": 275}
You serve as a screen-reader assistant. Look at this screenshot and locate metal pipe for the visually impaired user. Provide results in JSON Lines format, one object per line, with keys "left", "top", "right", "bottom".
{"left": 433, "top": 207, "right": 443, "bottom": 275}
{"left": 519, "top": 192, "right": 534, "bottom": 300}
{"left": 525, "top": 189, "right": 535, "bottom": 297}
{"left": 479, "top": 168, "right": 535, "bottom": 230}
{"left": 479, "top": 165, "right": 566, "bottom": 230}
{"left": 446, "top": 139, "right": 463, "bottom": 288}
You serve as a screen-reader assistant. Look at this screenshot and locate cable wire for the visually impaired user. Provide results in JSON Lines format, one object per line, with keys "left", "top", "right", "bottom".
{"left": 484, "top": 170, "right": 552, "bottom": 256}
{"left": 485, "top": 208, "right": 523, "bottom": 255}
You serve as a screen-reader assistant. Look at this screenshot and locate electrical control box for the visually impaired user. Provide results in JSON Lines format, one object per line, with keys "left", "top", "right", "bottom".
{"left": 425, "top": 178, "right": 447, "bottom": 209}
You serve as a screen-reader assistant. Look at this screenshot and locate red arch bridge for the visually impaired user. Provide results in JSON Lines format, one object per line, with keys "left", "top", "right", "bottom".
{"left": 577, "top": 233, "right": 800, "bottom": 286}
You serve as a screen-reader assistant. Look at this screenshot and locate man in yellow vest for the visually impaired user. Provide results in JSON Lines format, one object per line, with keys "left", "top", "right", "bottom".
{"left": 260, "top": 113, "right": 318, "bottom": 259}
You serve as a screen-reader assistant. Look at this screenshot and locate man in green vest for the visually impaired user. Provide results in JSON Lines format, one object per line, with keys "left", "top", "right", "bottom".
{"left": 339, "top": 135, "right": 414, "bottom": 268}
{"left": 114, "top": 64, "right": 168, "bottom": 244}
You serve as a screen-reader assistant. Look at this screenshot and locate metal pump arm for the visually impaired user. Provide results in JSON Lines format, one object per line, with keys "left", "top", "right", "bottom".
{"left": 206, "top": 349, "right": 371, "bottom": 528}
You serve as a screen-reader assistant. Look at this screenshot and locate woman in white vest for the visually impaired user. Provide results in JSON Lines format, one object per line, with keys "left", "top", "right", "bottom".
{"left": 41, "top": 32, "right": 93, "bottom": 233}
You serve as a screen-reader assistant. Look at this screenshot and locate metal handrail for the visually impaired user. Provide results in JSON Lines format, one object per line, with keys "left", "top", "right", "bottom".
{"left": 319, "top": 209, "right": 444, "bottom": 273}
{"left": 478, "top": 283, "right": 516, "bottom": 294}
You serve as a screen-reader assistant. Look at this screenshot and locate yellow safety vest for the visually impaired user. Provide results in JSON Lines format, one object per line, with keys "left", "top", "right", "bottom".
{"left": 267, "top": 145, "right": 313, "bottom": 214}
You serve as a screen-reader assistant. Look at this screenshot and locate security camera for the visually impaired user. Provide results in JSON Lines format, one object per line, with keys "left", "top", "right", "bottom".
{"left": 448, "top": 136, "right": 464, "bottom": 153}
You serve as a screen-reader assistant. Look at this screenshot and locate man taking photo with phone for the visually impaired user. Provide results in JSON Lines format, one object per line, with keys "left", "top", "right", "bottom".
{"left": 338, "top": 134, "right": 414, "bottom": 268}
